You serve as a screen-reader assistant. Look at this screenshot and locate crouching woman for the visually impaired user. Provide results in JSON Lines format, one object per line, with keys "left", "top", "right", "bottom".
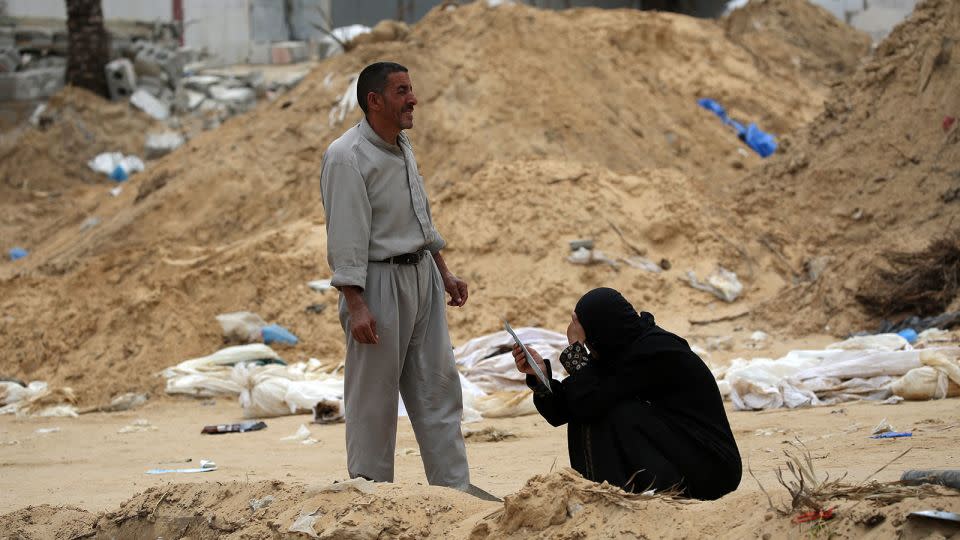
{"left": 513, "top": 287, "right": 741, "bottom": 500}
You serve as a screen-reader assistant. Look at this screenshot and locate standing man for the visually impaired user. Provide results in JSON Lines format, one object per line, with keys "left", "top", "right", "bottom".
{"left": 320, "top": 62, "right": 470, "bottom": 489}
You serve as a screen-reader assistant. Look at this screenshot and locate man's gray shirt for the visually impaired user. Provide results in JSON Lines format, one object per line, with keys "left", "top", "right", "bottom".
{"left": 320, "top": 117, "right": 445, "bottom": 289}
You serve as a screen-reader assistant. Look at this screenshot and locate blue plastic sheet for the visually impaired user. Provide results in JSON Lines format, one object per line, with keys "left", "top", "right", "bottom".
{"left": 8, "top": 247, "right": 28, "bottom": 261}
{"left": 871, "top": 432, "right": 913, "bottom": 439}
{"left": 697, "top": 98, "right": 777, "bottom": 158}
{"left": 262, "top": 324, "right": 299, "bottom": 345}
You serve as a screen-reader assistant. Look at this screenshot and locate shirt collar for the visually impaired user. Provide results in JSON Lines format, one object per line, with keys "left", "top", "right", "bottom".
{"left": 360, "top": 117, "right": 406, "bottom": 156}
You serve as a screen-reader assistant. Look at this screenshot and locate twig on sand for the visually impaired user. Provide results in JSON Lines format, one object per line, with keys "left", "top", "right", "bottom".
{"left": 606, "top": 219, "right": 646, "bottom": 257}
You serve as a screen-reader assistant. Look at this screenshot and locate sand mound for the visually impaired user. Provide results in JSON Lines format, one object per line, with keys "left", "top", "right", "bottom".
{"left": 0, "top": 1, "right": 863, "bottom": 404}
{"left": 724, "top": 0, "right": 871, "bottom": 84}
{"left": 3, "top": 469, "right": 957, "bottom": 539}
{"left": 735, "top": 0, "right": 960, "bottom": 334}
{"left": 0, "top": 87, "right": 160, "bottom": 253}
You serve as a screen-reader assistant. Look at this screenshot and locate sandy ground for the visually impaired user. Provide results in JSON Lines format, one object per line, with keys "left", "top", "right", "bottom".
{"left": 1, "top": 395, "right": 957, "bottom": 514}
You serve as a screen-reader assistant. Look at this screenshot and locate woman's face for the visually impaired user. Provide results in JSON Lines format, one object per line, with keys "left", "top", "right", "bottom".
{"left": 566, "top": 311, "right": 591, "bottom": 353}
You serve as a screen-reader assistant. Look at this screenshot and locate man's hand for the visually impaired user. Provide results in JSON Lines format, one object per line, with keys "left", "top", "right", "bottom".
{"left": 512, "top": 345, "right": 546, "bottom": 376}
{"left": 432, "top": 252, "right": 468, "bottom": 307}
{"left": 442, "top": 273, "right": 468, "bottom": 307}
{"left": 342, "top": 286, "right": 379, "bottom": 344}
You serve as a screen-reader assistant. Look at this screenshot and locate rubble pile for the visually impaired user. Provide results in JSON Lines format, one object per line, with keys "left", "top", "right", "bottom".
{"left": 0, "top": 0, "right": 872, "bottom": 404}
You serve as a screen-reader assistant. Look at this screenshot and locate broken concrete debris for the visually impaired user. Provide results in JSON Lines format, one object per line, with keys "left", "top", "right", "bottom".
{"left": 144, "top": 131, "right": 186, "bottom": 160}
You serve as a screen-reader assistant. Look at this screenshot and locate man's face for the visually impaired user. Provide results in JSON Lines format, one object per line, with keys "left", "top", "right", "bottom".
{"left": 375, "top": 71, "right": 417, "bottom": 130}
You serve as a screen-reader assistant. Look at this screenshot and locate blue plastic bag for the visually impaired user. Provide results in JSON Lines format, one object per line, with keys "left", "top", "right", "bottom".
{"left": 897, "top": 328, "right": 918, "bottom": 344}
{"left": 743, "top": 124, "right": 777, "bottom": 158}
{"left": 262, "top": 324, "right": 299, "bottom": 346}
{"left": 8, "top": 247, "right": 28, "bottom": 261}
{"left": 109, "top": 165, "right": 129, "bottom": 182}
{"left": 697, "top": 98, "right": 777, "bottom": 158}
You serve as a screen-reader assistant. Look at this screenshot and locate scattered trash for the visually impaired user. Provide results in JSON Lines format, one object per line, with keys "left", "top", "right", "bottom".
{"left": 880, "top": 395, "right": 904, "bottom": 405}
{"left": 8, "top": 247, "right": 28, "bottom": 261}
{"left": 216, "top": 312, "right": 298, "bottom": 345}
{"left": 216, "top": 311, "right": 269, "bottom": 343}
{"left": 908, "top": 510, "right": 960, "bottom": 524}
{"left": 146, "top": 459, "right": 217, "bottom": 475}
{"left": 872, "top": 418, "right": 895, "bottom": 434}
{"left": 262, "top": 324, "right": 299, "bottom": 346}
{"left": 34, "top": 427, "right": 60, "bottom": 434}
{"left": 288, "top": 508, "right": 321, "bottom": 538}
{"left": 901, "top": 470, "right": 960, "bottom": 490}
{"left": 697, "top": 98, "right": 777, "bottom": 157}
{"left": 249, "top": 495, "right": 275, "bottom": 512}
{"left": 897, "top": 328, "right": 919, "bottom": 344}
{"left": 281, "top": 423, "right": 318, "bottom": 444}
{"left": 871, "top": 431, "right": 912, "bottom": 439}
{"left": 622, "top": 256, "right": 662, "bottom": 273}
{"left": 567, "top": 246, "right": 618, "bottom": 267}
{"left": 109, "top": 186, "right": 123, "bottom": 197}
{"left": 201, "top": 420, "right": 267, "bottom": 434}
{"left": 88, "top": 152, "right": 145, "bottom": 181}
{"left": 307, "top": 279, "right": 333, "bottom": 292}
{"left": 118, "top": 419, "right": 157, "bottom": 434}
{"left": 944, "top": 116, "right": 957, "bottom": 133}
{"left": 686, "top": 267, "right": 743, "bottom": 302}
{"left": 792, "top": 507, "right": 836, "bottom": 524}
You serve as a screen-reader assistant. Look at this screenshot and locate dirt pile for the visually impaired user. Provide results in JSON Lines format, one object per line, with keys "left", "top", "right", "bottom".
{"left": 724, "top": 0, "right": 872, "bottom": 85}
{"left": 735, "top": 0, "right": 960, "bottom": 335}
{"left": 0, "top": 1, "right": 868, "bottom": 404}
{"left": 2, "top": 468, "right": 957, "bottom": 539}
{"left": 0, "top": 87, "right": 160, "bottom": 251}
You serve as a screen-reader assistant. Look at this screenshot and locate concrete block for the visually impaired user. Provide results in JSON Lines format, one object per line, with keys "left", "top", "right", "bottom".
{"left": 270, "top": 41, "right": 309, "bottom": 64}
{"left": 248, "top": 41, "right": 272, "bottom": 65}
{"left": 209, "top": 84, "right": 256, "bottom": 113}
{"left": 105, "top": 58, "right": 137, "bottom": 100}
{"left": 144, "top": 131, "right": 185, "bottom": 159}
{"left": 134, "top": 43, "right": 183, "bottom": 86}
{"left": 130, "top": 88, "right": 171, "bottom": 120}
{"left": 182, "top": 75, "right": 221, "bottom": 93}
{"left": 0, "top": 47, "right": 19, "bottom": 73}
{"left": 0, "top": 67, "right": 65, "bottom": 101}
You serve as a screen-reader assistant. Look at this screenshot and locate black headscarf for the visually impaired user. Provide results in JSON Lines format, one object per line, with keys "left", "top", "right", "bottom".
{"left": 574, "top": 287, "right": 657, "bottom": 362}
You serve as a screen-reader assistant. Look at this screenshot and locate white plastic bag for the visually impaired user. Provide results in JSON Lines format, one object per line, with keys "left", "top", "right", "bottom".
{"left": 216, "top": 311, "right": 267, "bottom": 343}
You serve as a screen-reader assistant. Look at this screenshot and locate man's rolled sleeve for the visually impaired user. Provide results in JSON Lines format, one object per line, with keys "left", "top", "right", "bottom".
{"left": 320, "top": 154, "right": 371, "bottom": 289}
{"left": 423, "top": 197, "right": 446, "bottom": 253}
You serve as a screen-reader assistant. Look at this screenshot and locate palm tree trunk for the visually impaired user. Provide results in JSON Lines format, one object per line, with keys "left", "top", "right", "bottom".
{"left": 65, "top": 0, "right": 110, "bottom": 97}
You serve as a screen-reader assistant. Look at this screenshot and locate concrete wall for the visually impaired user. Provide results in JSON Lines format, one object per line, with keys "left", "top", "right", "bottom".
{"left": 183, "top": 0, "right": 252, "bottom": 65}
{"left": 5, "top": 0, "right": 173, "bottom": 21}
{"left": 810, "top": 0, "right": 917, "bottom": 40}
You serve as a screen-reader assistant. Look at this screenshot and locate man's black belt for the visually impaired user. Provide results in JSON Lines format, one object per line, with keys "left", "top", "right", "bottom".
{"left": 375, "top": 251, "right": 425, "bottom": 265}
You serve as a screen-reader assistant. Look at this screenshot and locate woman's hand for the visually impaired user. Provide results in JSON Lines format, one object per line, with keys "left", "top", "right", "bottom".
{"left": 566, "top": 311, "right": 586, "bottom": 345}
{"left": 513, "top": 345, "right": 547, "bottom": 376}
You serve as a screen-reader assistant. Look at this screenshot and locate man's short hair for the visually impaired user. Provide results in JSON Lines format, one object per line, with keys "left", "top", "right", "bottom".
{"left": 357, "top": 62, "right": 408, "bottom": 115}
